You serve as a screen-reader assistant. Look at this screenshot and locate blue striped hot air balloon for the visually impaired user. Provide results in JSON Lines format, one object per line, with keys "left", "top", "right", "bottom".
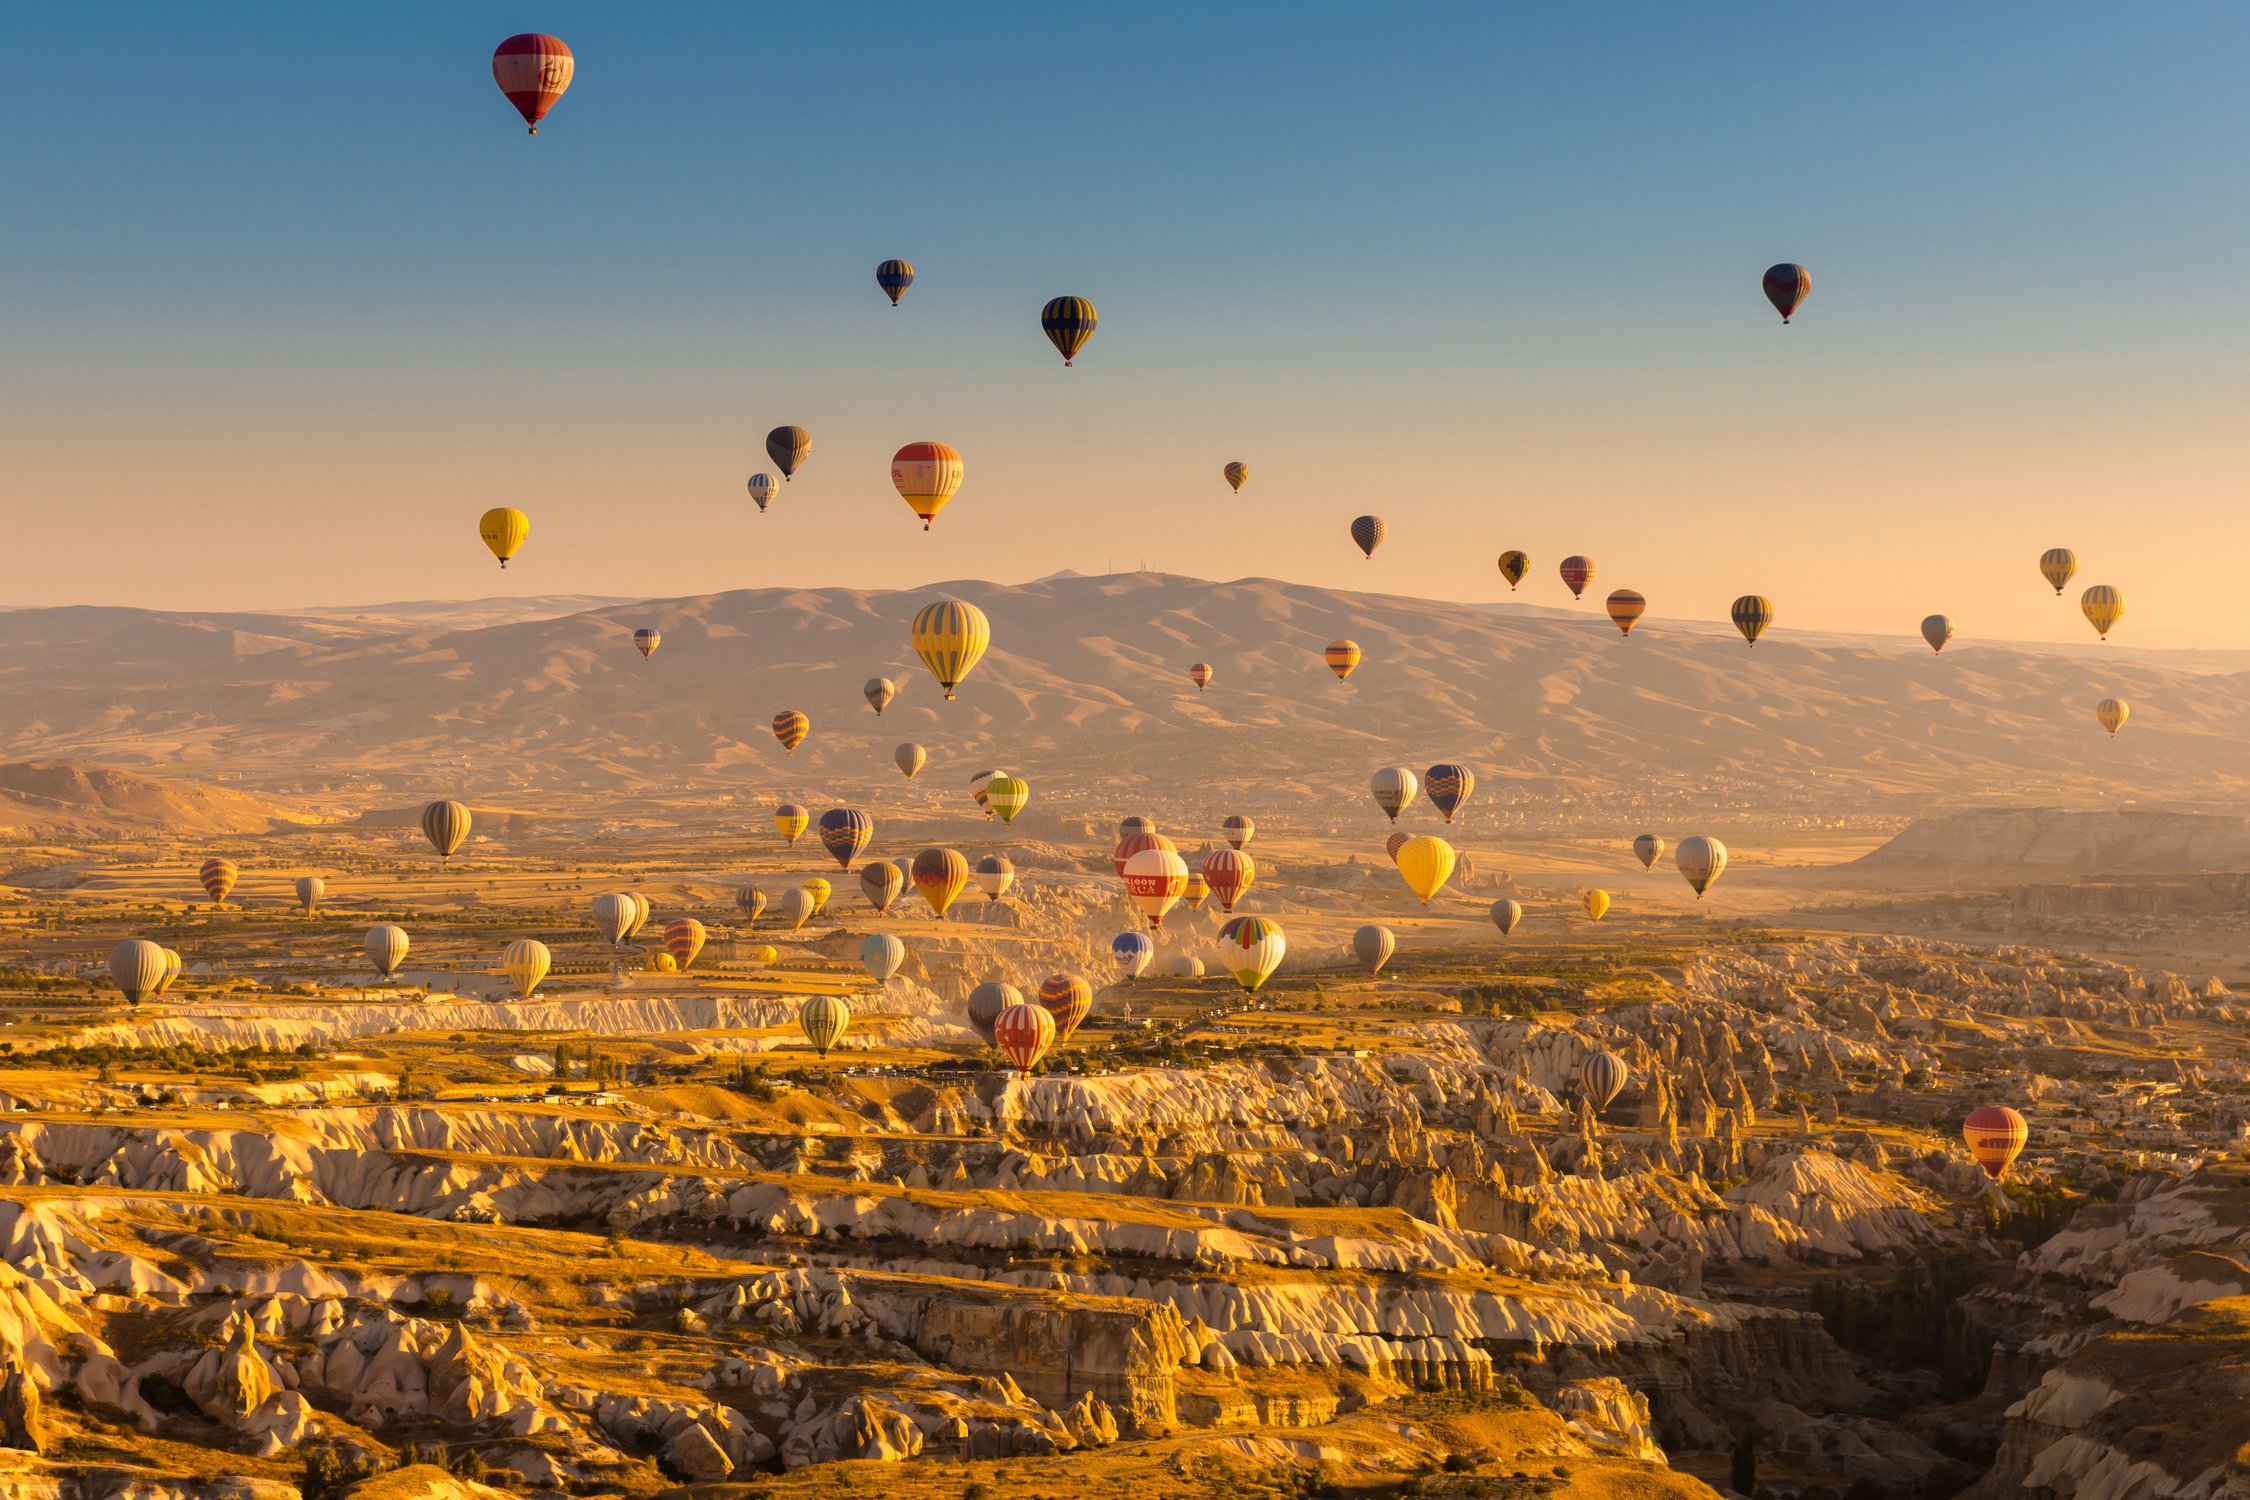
{"left": 876, "top": 259, "right": 915, "bottom": 306}
{"left": 1424, "top": 764, "right": 1474, "bottom": 824}
{"left": 818, "top": 808, "right": 873, "bottom": 871}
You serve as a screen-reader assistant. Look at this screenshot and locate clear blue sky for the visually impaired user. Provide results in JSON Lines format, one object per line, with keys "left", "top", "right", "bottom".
{"left": 2, "top": 4, "right": 2245, "bottom": 646}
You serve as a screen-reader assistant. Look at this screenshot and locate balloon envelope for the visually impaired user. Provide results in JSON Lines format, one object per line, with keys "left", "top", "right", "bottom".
{"left": 1582, "top": 890, "right": 1610, "bottom": 921}
{"left": 1963, "top": 1105, "right": 2028, "bottom": 1180}
{"left": 774, "top": 805, "right": 809, "bottom": 844}
{"left": 1325, "top": 640, "right": 1362, "bottom": 681}
{"left": 421, "top": 800, "right": 471, "bottom": 861}
{"left": 1353, "top": 924, "right": 1395, "bottom": 976}
{"left": 1559, "top": 556, "right": 1595, "bottom": 599}
{"left": 1762, "top": 262, "right": 1811, "bottom": 322}
{"left": 766, "top": 425, "right": 811, "bottom": 479}
{"left": 771, "top": 711, "right": 810, "bottom": 753}
{"left": 501, "top": 939, "right": 551, "bottom": 999}
{"left": 1498, "top": 551, "right": 1529, "bottom": 589}
{"left": 861, "top": 933, "right": 906, "bottom": 983}
{"left": 1581, "top": 1052, "right": 1629, "bottom": 1110}
{"left": 1605, "top": 590, "right": 1646, "bottom": 636}
{"left": 775, "top": 887, "right": 815, "bottom": 930}
{"left": 1633, "top": 834, "right": 1664, "bottom": 870}
{"left": 864, "top": 677, "right": 896, "bottom": 714}
{"left": 662, "top": 918, "right": 706, "bottom": 970}
{"left": 1110, "top": 930, "right": 1154, "bottom": 980}
{"left": 478, "top": 507, "right": 529, "bottom": 568}
{"left": 2081, "top": 585, "right": 2125, "bottom": 640}
{"left": 592, "top": 893, "right": 636, "bottom": 945}
{"left": 967, "top": 981, "right": 1020, "bottom": 1045}
{"left": 1350, "top": 515, "right": 1386, "bottom": 558}
{"left": 818, "top": 808, "right": 874, "bottom": 870}
{"left": 993, "top": 1002, "right": 1056, "bottom": 1072}
{"left": 366, "top": 925, "right": 410, "bottom": 979}
{"left": 1215, "top": 916, "right": 1286, "bottom": 993}
{"left": 910, "top": 599, "right": 991, "bottom": 699}
{"left": 1201, "top": 847, "right": 1255, "bottom": 914}
{"left": 876, "top": 259, "right": 915, "bottom": 305}
{"left": 1424, "top": 764, "right": 1474, "bottom": 823}
{"left": 295, "top": 876, "right": 324, "bottom": 913}
{"left": 799, "top": 995, "right": 851, "bottom": 1056}
{"left": 1036, "top": 973, "right": 1094, "bottom": 1041}
{"left": 491, "top": 33, "right": 573, "bottom": 132}
{"left": 892, "top": 441, "right": 965, "bottom": 529}
{"left": 2039, "top": 548, "right": 2078, "bottom": 595}
{"left": 974, "top": 855, "right": 1015, "bottom": 901}
{"left": 1223, "top": 461, "right": 1248, "bottom": 493}
{"left": 2096, "top": 698, "right": 2129, "bottom": 736}
{"left": 894, "top": 743, "right": 927, "bottom": 780}
{"left": 1040, "top": 296, "right": 1099, "bottom": 365}
{"left": 1920, "top": 614, "right": 1955, "bottom": 653}
{"left": 109, "top": 939, "right": 167, "bottom": 1005}
{"left": 859, "top": 861, "right": 905, "bottom": 914}
{"left": 1490, "top": 899, "right": 1523, "bottom": 935}
{"left": 911, "top": 847, "right": 969, "bottom": 917}
{"left": 1122, "top": 846, "right": 1189, "bottom": 928}
{"left": 1395, "top": 836, "right": 1457, "bottom": 904}
{"left": 1730, "top": 595, "right": 1774, "bottom": 646}
{"left": 1221, "top": 814, "right": 1255, "bottom": 849}
{"left": 1675, "top": 836, "right": 1728, "bottom": 898}
{"left": 1370, "top": 767, "right": 1419, "bottom": 823}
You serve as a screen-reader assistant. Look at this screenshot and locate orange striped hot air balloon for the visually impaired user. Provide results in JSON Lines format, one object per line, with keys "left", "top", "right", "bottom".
{"left": 1182, "top": 870, "right": 1210, "bottom": 910}
{"left": 1963, "top": 1105, "right": 2028, "bottom": 1180}
{"left": 911, "top": 846, "right": 969, "bottom": 918}
{"left": 1606, "top": 590, "right": 1646, "bottom": 636}
{"left": 663, "top": 918, "right": 706, "bottom": 970}
{"left": 993, "top": 1001, "right": 1057, "bottom": 1073}
{"left": 772, "top": 711, "right": 809, "bottom": 753}
{"left": 1202, "top": 847, "right": 1255, "bottom": 914}
{"left": 1036, "top": 973, "right": 1094, "bottom": 1042}
{"left": 891, "top": 441, "right": 964, "bottom": 530}
{"left": 492, "top": 33, "right": 573, "bottom": 134}
{"left": 1325, "top": 641, "right": 1362, "bottom": 681}
{"left": 198, "top": 858, "right": 238, "bottom": 906}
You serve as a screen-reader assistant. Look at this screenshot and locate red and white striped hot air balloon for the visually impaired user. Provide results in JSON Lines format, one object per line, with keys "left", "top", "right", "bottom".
{"left": 491, "top": 34, "right": 574, "bottom": 135}
{"left": 1201, "top": 847, "right": 1255, "bottom": 914}
{"left": 993, "top": 1002, "right": 1056, "bottom": 1074}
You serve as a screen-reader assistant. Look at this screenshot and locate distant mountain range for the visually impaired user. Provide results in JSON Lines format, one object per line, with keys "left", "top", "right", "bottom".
{"left": 0, "top": 573, "right": 2241, "bottom": 826}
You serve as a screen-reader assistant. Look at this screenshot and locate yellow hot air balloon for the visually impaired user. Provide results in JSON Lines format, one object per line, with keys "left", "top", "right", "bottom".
{"left": 2080, "top": 585, "right": 2124, "bottom": 640}
{"left": 1324, "top": 640, "right": 1362, "bottom": 681}
{"left": 799, "top": 995, "right": 851, "bottom": 1056}
{"left": 1223, "top": 461, "right": 1248, "bottom": 493}
{"left": 2038, "top": 548, "right": 2078, "bottom": 595}
{"left": 2096, "top": 697, "right": 2129, "bottom": 736}
{"left": 1582, "top": 889, "right": 1610, "bottom": 921}
{"left": 479, "top": 507, "right": 529, "bottom": 568}
{"left": 910, "top": 599, "right": 991, "bottom": 700}
{"left": 891, "top": 441, "right": 965, "bottom": 530}
{"left": 157, "top": 947, "right": 184, "bottom": 996}
{"left": 1394, "top": 836, "right": 1456, "bottom": 905}
{"left": 501, "top": 938, "right": 551, "bottom": 999}
{"left": 802, "top": 877, "right": 832, "bottom": 917}
{"left": 774, "top": 804, "right": 809, "bottom": 844}
{"left": 646, "top": 949, "right": 678, "bottom": 974}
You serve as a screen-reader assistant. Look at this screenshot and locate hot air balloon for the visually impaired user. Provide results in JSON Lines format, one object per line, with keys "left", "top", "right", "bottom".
{"left": 911, "top": 847, "right": 969, "bottom": 917}
{"left": 1385, "top": 831, "right": 1411, "bottom": 862}
{"left": 799, "top": 995, "right": 851, "bottom": 1056}
{"left": 975, "top": 855, "right": 1015, "bottom": 902}
{"left": 1730, "top": 595, "right": 1774, "bottom": 647}
{"left": 366, "top": 925, "right": 410, "bottom": 980}
{"left": 985, "top": 775, "right": 1030, "bottom": 824}
{"left": 818, "top": 808, "right": 873, "bottom": 871}
{"left": 1353, "top": 924, "right": 1395, "bottom": 976}
{"left": 593, "top": 893, "right": 636, "bottom": 946}
{"left": 860, "top": 934, "right": 905, "bottom": 983}
{"left": 802, "top": 878, "right": 832, "bottom": 918}
{"left": 774, "top": 805, "right": 809, "bottom": 844}
{"left": 1040, "top": 296, "right": 1098, "bottom": 366}
{"left": 625, "top": 893, "right": 652, "bottom": 939}
{"left": 421, "top": 800, "right": 471, "bottom": 862}
{"left": 491, "top": 33, "right": 573, "bottom": 133}
{"left": 1118, "top": 815, "right": 1158, "bottom": 838}
{"left": 910, "top": 599, "right": 991, "bottom": 700}
{"left": 1350, "top": 515, "right": 1386, "bottom": 559}
{"left": 994, "top": 1002, "right": 1056, "bottom": 1073}
{"left": 766, "top": 426, "right": 811, "bottom": 480}
{"left": 634, "top": 629, "right": 661, "bottom": 660}
{"left": 876, "top": 259, "right": 915, "bottom": 306}
{"left": 1370, "top": 767, "right": 1419, "bottom": 823}
{"left": 647, "top": 950, "right": 677, "bottom": 975}
{"left": 1111, "top": 931, "right": 1154, "bottom": 981}
{"left": 892, "top": 441, "right": 965, "bottom": 530}
{"left": 1036, "top": 973, "right": 1093, "bottom": 1041}
{"left": 1675, "top": 836, "right": 1728, "bottom": 899}
{"left": 1167, "top": 955, "right": 1206, "bottom": 978}
{"left": 1188, "top": 662, "right": 1213, "bottom": 691}
{"left": 748, "top": 473, "right": 780, "bottom": 512}
{"left": 970, "top": 770, "right": 999, "bottom": 818}
{"left": 966, "top": 981, "right": 1019, "bottom": 1045}
{"left": 663, "top": 918, "right": 707, "bottom": 970}
{"left": 295, "top": 876, "right": 324, "bottom": 915}
{"left": 1325, "top": 641, "right": 1362, "bottom": 681}
{"left": 198, "top": 858, "right": 238, "bottom": 906}
{"left": 895, "top": 743, "right": 927, "bottom": 780}
{"left": 2081, "top": 585, "right": 2125, "bottom": 640}
{"left": 1762, "top": 263, "right": 1811, "bottom": 323}
{"left": 1182, "top": 870, "right": 1209, "bottom": 910}
{"left": 1633, "top": 834, "right": 1664, "bottom": 869}
{"left": 860, "top": 860, "right": 904, "bottom": 915}
{"left": 745, "top": 944, "right": 778, "bottom": 966}
{"left": 1123, "top": 846, "right": 1189, "bottom": 928}
{"left": 1112, "top": 831, "right": 1176, "bottom": 878}
{"left": 2096, "top": 698, "right": 2129, "bottom": 736}
{"left": 775, "top": 887, "right": 815, "bottom": 931}
{"left": 109, "top": 939, "right": 166, "bottom": 1006}
{"left": 1582, "top": 889, "right": 1610, "bottom": 921}
{"left": 1491, "top": 899, "right": 1523, "bottom": 936}
{"left": 1498, "top": 551, "right": 1529, "bottom": 590}
{"left": 1424, "top": 764, "right": 1474, "bottom": 824}
{"left": 1222, "top": 814, "right": 1255, "bottom": 849}
{"left": 1963, "top": 1104, "right": 2028, "bottom": 1180}
{"left": 1581, "top": 1052, "right": 1629, "bottom": 1111}
{"left": 157, "top": 948, "right": 182, "bottom": 997}
{"left": 1202, "top": 847, "right": 1255, "bottom": 914}
{"left": 772, "top": 711, "right": 809, "bottom": 753}
{"left": 2039, "top": 548, "right": 2078, "bottom": 595}
{"left": 501, "top": 939, "right": 551, "bottom": 999}
{"left": 479, "top": 508, "right": 529, "bottom": 568}
{"left": 1215, "top": 916, "right": 1286, "bottom": 993}
{"left": 1395, "top": 836, "right": 1457, "bottom": 905}
{"left": 864, "top": 677, "right": 896, "bottom": 715}
{"left": 1921, "top": 615, "right": 1955, "bottom": 654}
{"left": 1559, "top": 556, "right": 1595, "bottom": 599}
{"left": 1223, "top": 462, "right": 1248, "bottom": 493}
{"left": 1606, "top": 590, "right": 1646, "bottom": 636}
{"left": 734, "top": 886, "right": 767, "bottom": 922}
